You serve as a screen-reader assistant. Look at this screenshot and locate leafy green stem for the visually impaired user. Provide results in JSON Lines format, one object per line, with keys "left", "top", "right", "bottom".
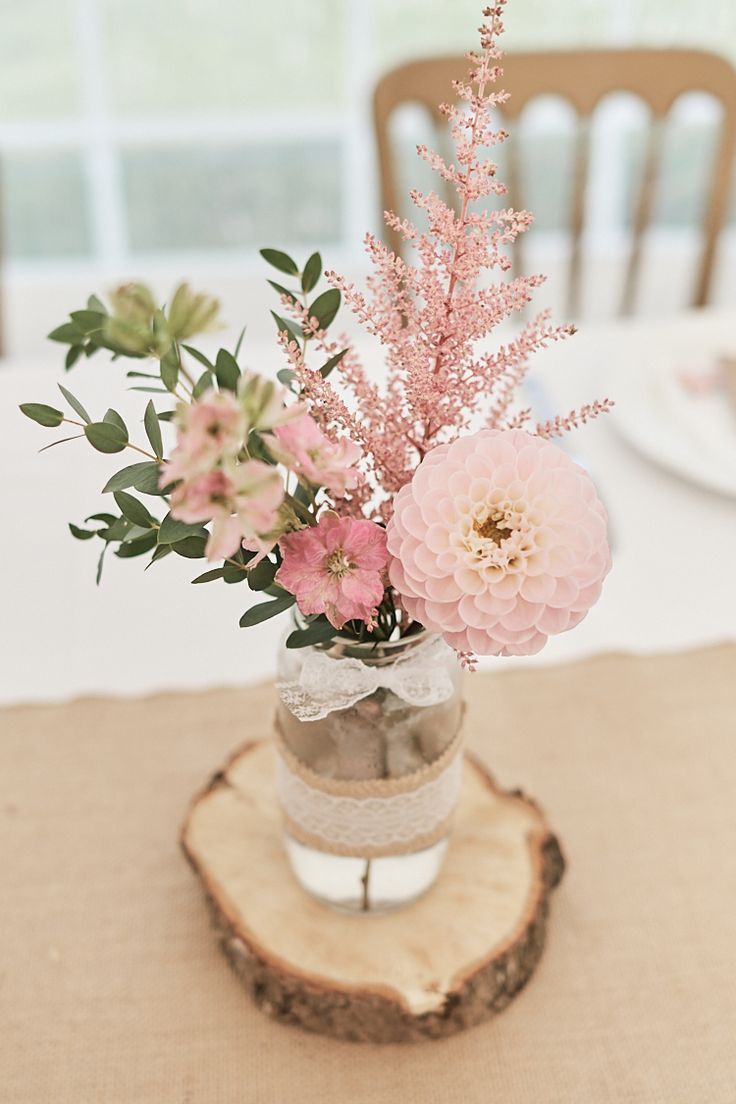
{"left": 62, "top": 417, "right": 159, "bottom": 462}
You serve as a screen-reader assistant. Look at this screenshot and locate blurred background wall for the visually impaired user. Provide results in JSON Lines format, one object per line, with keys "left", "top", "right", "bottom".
{"left": 2, "top": 0, "right": 736, "bottom": 355}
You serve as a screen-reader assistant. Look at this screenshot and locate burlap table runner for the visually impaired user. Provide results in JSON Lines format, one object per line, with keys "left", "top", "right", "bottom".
{"left": 2, "top": 644, "right": 734, "bottom": 1103}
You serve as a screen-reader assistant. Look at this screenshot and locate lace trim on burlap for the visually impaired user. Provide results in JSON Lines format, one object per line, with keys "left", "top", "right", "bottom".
{"left": 274, "top": 729, "right": 464, "bottom": 858}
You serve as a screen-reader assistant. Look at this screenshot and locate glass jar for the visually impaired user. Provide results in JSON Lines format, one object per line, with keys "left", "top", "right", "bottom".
{"left": 275, "top": 627, "right": 464, "bottom": 913}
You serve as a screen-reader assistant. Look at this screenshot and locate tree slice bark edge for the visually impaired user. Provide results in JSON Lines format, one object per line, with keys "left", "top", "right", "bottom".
{"left": 181, "top": 741, "right": 565, "bottom": 1044}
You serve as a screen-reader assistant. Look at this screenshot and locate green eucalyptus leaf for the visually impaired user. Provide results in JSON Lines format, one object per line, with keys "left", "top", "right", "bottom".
{"left": 301, "top": 252, "right": 322, "bottom": 293}
{"left": 115, "top": 530, "right": 158, "bottom": 558}
{"left": 247, "top": 558, "right": 277, "bottom": 592}
{"left": 113, "top": 490, "right": 156, "bottom": 529}
{"left": 69, "top": 309, "right": 106, "bottom": 335}
{"left": 286, "top": 619, "right": 336, "bottom": 649}
{"left": 223, "top": 562, "right": 248, "bottom": 584}
{"left": 160, "top": 348, "right": 179, "bottom": 393}
{"left": 308, "top": 288, "right": 341, "bottom": 331}
{"left": 276, "top": 368, "right": 297, "bottom": 390}
{"left": 58, "top": 383, "right": 91, "bottom": 424}
{"left": 126, "top": 370, "right": 161, "bottom": 380}
{"left": 48, "top": 322, "right": 84, "bottom": 345}
{"left": 192, "top": 370, "right": 213, "bottom": 399}
{"left": 293, "top": 482, "right": 314, "bottom": 507}
{"left": 320, "top": 349, "right": 347, "bottom": 378}
{"left": 239, "top": 592, "right": 295, "bottom": 627}
{"left": 267, "top": 280, "right": 298, "bottom": 305}
{"left": 20, "top": 403, "right": 64, "bottom": 428}
{"left": 99, "top": 516, "right": 130, "bottom": 542}
{"left": 120, "top": 523, "right": 151, "bottom": 543}
{"left": 102, "top": 461, "right": 161, "bottom": 495}
{"left": 191, "top": 567, "right": 225, "bottom": 584}
{"left": 85, "top": 512, "right": 117, "bottom": 526}
{"left": 158, "top": 512, "right": 207, "bottom": 544}
{"left": 260, "top": 248, "right": 299, "bottom": 276}
{"left": 157, "top": 410, "right": 176, "bottom": 422}
{"left": 181, "top": 344, "right": 214, "bottom": 372}
{"left": 143, "top": 399, "right": 163, "bottom": 458}
{"left": 95, "top": 544, "right": 108, "bottom": 586}
{"left": 270, "top": 311, "right": 302, "bottom": 345}
{"left": 172, "top": 535, "right": 208, "bottom": 558}
{"left": 87, "top": 294, "right": 107, "bottom": 314}
{"left": 103, "top": 408, "right": 128, "bottom": 433}
{"left": 147, "top": 544, "right": 172, "bottom": 567}
{"left": 65, "top": 345, "right": 84, "bottom": 371}
{"left": 215, "top": 348, "right": 240, "bottom": 391}
{"left": 129, "top": 386, "right": 169, "bottom": 394}
{"left": 233, "top": 326, "right": 246, "bottom": 358}
{"left": 68, "top": 523, "right": 96, "bottom": 541}
{"left": 84, "top": 421, "right": 128, "bottom": 453}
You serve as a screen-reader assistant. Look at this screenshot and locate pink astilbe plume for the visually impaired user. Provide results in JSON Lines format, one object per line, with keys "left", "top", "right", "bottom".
{"left": 275, "top": 2, "right": 610, "bottom": 523}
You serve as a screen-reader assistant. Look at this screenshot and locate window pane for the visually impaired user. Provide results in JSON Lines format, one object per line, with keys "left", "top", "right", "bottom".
{"left": 633, "top": 0, "right": 736, "bottom": 58}
{"left": 0, "top": 1, "right": 80, "bottom": 119}
{"left": 122, "top": 141, "right": 343, "bottom": 252}
{"left": 3, "top": 151, "right": 92, "bottom": 257}
{"left": 102, "top": 0, "right": 344, "bottom": 114}
{"left": 374, "top": 0, "right": 610, "bottom": 66}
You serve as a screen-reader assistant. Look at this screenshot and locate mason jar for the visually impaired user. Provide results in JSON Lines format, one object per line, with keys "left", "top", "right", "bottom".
{"left": 274, "top": 627, "right": 464, "bottom": 912}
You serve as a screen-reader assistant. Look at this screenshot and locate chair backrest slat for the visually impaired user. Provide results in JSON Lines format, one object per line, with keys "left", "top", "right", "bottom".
{"left": 373, "top": 48, "right": 736, "bottom": 314}
{"left": 568, "top": 121, "right": 591, "bottom": 316}
{"left": 622, "top": 117, "right": 665, "bottom": 314}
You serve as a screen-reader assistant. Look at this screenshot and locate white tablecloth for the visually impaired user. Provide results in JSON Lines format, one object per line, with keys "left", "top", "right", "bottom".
{"left": 2, "top": 308, "right": 734, "bottom": 705}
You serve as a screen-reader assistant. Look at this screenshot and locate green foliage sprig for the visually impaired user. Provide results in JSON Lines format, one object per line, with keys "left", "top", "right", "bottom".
{"left": 19, "top": 256, "right": 356, "bottom": 647}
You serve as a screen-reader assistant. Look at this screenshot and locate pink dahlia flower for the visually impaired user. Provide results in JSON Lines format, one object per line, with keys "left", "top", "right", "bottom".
{"left": 170, "top": 459, "right": 284, "bottom": 562}
{"left": 276, "top": 512, "right": 388, "bottom": 629}
{"left": 386, "top": 429, "right": 611, "bottom": 656}
{"left": 270, "top": 413, "right": 362, "bottom": 497}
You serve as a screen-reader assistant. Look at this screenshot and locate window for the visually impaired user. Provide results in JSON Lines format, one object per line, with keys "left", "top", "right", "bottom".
{"left": 1, "top": 0, "right": 736, "bottom": 282}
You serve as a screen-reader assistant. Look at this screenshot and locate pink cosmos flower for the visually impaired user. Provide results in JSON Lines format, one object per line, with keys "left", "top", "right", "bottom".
{"left": 170, "top": 460, "right": 284, "bottom": 562}
{"left": 276, "top": 512, "right": 388, "bottom": 629}
{"left": 270, "top": 413, "right": 362, "bottom": 497}
{"left": 386, "top": 429, "right": 611, "bottom": 656}
{"left": 162, "top": 388, "right": 246, "bottom": 484}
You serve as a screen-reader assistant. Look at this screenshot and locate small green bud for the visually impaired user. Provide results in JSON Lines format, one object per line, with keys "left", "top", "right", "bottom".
{"left": 103, "top": 315, "right": 153, "bottom": 356}
{"left": 167, "top": 283, "right": 220, "bottom": 340}
{"left": 238, "top": 370, "right": 305, "bottom": 433}
{"left": 109, "top": 282, "right": 157, "bottom": 325}
{"left": 104, "top": 283, "right": 158, "bottom": 355}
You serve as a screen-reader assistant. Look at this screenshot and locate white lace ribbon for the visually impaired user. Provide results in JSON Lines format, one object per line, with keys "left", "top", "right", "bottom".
{"left": 277, "top": 635, "right": 456, "bottom": 722}
{"left": 276, "top": 743, "right": 463, "bottom": 857}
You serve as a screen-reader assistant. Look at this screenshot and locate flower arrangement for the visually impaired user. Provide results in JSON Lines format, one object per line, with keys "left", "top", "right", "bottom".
{"left": 20, "top": 2, "right": 611, "bottom": 661}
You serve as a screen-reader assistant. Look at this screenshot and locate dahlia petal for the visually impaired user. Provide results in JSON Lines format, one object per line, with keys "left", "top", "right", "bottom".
{"left": 454, "top": 567, "right": 485, "bottom": 595}
{"left": 519, "top": 572, "right": 557, "bottom": 603}
{"left": 386, "top": 428, "right": 610, "bottom": 656}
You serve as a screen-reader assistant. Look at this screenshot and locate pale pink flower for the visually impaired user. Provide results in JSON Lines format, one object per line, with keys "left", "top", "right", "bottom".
{"left": 169, "top": 468, "right": 234, "bottom": 524}
{"left": 276, "top": 512, "right": 388, "bottom": 629}
{"left": 170, "top": 460, "right": 284, "bottom": 562}
{"left": 270, "top": 413, "right": 362, "bottom": 497}
{"left": 162, "top": 388, "right": 246, "bottom": 484}
{"left": 386, "top": 429, "right": 611, "bottom": 656}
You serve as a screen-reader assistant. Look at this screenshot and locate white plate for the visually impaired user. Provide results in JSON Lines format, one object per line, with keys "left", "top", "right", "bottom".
{"left": 611, "top": 350, "right": 736, "bottom": 500}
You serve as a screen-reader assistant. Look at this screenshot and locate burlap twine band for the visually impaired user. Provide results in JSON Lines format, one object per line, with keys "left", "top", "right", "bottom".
{"left": 273, "top": 725, "right": 464, "bottom": 858}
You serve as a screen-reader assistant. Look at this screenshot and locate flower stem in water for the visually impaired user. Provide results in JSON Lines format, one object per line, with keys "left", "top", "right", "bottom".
{"left": 360, "top": 858, "right": 372, "bottom": 912}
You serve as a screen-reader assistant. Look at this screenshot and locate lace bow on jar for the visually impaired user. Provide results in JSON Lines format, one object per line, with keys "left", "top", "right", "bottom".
{"left": 277, "top": 634, "right": 456, "bottom": 722}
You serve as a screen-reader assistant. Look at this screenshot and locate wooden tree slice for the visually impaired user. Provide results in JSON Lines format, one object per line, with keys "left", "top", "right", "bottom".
{"left": 181, "top": 740, "right": 564, "bottom": 1043}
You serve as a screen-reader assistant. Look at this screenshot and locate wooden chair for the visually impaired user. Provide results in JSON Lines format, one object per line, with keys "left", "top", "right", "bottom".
{"left": 373, "top": 49, "right": 736, "bottom": 315}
